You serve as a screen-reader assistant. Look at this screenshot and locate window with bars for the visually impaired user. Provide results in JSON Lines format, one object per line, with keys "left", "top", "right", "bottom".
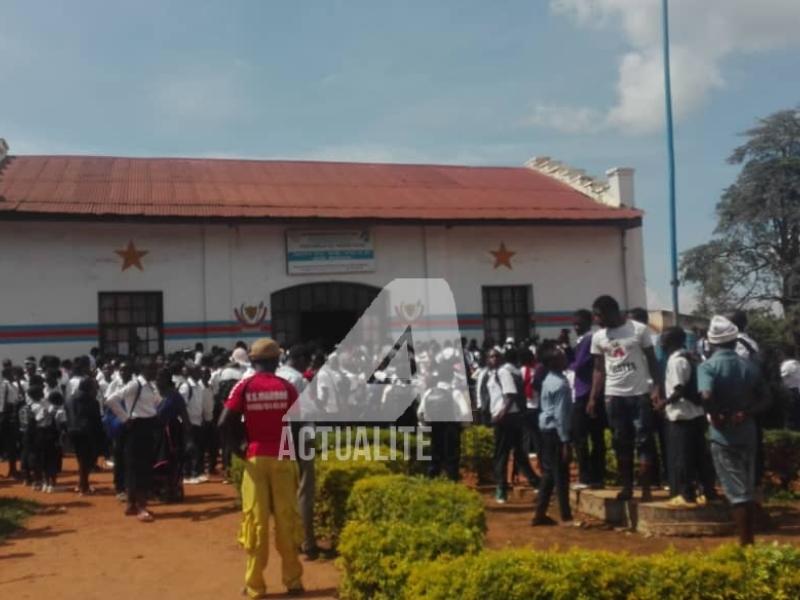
{"left": 98, "top": 292, "right": 164, "bottom": 357}
{"left": 482, "top": 285, "right": 533, "bottom": 344}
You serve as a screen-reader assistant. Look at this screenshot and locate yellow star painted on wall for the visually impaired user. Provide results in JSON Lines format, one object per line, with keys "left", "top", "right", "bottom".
{"left": 490, "top": 242, "right": 515, "bottom": 270}
{"left": 115, "top": 240, "right": 148, "bottom": 271}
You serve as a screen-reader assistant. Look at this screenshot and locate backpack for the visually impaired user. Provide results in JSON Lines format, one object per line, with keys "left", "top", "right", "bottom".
{"left": 103, "top": 381, "right": 142, "bottom": 438}
{"left": 215, "top": 376, "right": 240, "bottom": 413}
{"left": 505, "top": 367, "right": 528, "bottom": 413}
{"left": 18, "top": 401, "right": 35, "bottom": 435}
{"left": 676, "top": 352, "right": 702, "bottom": 405}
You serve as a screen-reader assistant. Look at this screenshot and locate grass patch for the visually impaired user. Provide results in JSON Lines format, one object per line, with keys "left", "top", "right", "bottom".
{"left": 0, "top": 497, "right": 39, "bottom": 541}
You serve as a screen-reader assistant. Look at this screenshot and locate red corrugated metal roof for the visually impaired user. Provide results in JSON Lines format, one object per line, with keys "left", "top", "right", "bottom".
{"left": 0, "top": 155, "right": 642, "bottom": 224}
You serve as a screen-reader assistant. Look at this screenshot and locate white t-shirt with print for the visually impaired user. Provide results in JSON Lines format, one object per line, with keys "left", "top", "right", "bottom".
{"left": 590, "top": 319, "right": 653, "bottom": 397}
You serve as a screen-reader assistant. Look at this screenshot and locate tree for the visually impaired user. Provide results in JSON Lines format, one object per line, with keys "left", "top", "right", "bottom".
{"left": 681, "top": 107, "right": 800, "bottom": 343}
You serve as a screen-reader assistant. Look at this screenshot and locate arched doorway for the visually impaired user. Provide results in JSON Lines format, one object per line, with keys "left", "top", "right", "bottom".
{"left": 270, "top": 282, "right": 383, "bottom": 349}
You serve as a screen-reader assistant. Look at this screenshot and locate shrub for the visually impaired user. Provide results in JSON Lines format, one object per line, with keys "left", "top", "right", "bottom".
{"left": 0, "top": 497, "right": 38, "bottom": 541}
{"left": 346, "top": 474, "right": 486, "bottom": 534}
{"left": 460, "top": 425, "right": 494, "bottom": 484}
{"left": 763, "top": 429, "right": 800, "bottom": 490}
{"left": 314, "top": 456, "right": 390, "bottom": 546}
{"left": 338, "top": 519, "right": 483, "bottom": 600}
{"left": 406, "top": 543, "right": 800, "bottom": 600}
{"left": 338, "top": 475, "right": 486, "bottom": 599}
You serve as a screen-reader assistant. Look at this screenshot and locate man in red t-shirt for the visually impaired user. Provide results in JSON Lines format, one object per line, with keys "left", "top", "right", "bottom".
{"left": 218, "top": 338, "right": 303, "bottom": 598}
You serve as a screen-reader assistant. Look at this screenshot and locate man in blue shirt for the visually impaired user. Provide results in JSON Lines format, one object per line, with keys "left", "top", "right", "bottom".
{"left": 569, "top": 309, "right": 605, "bottom": 489}
{"left": 698, "top": 315, "right": 769, "bottom": 546}
{"left": 532, "top": 345, "right": 573, "bottom": 526}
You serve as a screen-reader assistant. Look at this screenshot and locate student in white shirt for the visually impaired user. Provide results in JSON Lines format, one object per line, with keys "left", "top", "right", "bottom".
{"left": 417, "top": 359, "right": 471, "bottom": 482}
{"left": 106, "top": 361, "right": 133, "bottom": 499}
{"left": 658, "top": 328, "right": 718, "bottom": 507}
{"left": 781, "top": 348, "right": 800, "bottom": 431}
{"left": 105, "top": 361, "right": 162, "bottom": 522}
{"left": 729, "top": 311, "right": 760, "bottom": 361}
{"left": 316, "top": 354, "right": 342, "bottom": 417}
{"left": 1, "top": 366, "right": 22, "bottom": 479}
{"left": 179, "top": 365, "right": 206, "bottom": 483}
{"left": 488, "top": 347, "right": 541, "bottom": 504}
{"left": 589, "top": 295, "right": 663, "bottom": 501}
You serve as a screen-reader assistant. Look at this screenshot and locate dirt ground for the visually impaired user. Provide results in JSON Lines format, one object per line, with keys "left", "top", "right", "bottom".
{"left": 0, "top": 458, "right": 339, "bottom": 600}
{"left": 483, "top": 486, "right": 800, "bottom": 554}
{"left": 3, "top": 460, "right": 800, "bottom": 600}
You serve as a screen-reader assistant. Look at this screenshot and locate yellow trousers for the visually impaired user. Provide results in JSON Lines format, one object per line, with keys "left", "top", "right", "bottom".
{"left": 238, "top": 456, "right": 303, "bottom": 597}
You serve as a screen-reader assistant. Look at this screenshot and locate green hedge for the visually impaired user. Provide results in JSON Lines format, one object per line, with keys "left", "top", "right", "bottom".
{"left": 314, "top": 457, "right": 390, "bottom": 546}
{"left": 461, "top": 425, "right": 494, "bottom": 484}
{"left": 338, "top": 474, "right": 486, "bottom": 599}
{"left": 763, "top": 429, "right": 800, "bottom": 491}
{"left": 338, "top": 518, "right": 483, "bottom": 600}
{"left": 405, "top": 543, "right": 800, "bottom": 600}
{"left": 346, "top": 474, "right": 486, "bottom": 534}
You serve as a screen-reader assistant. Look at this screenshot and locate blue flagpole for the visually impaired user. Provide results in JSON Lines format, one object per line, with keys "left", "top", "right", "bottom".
{"left": 662, "top": 0, "right": 680, "bottom": 319}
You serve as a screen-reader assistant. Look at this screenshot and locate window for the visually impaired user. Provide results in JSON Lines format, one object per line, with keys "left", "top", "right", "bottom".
{"left": 482, "top": 285, "right": 533, "bottom": 344}
{"left": 98, "top": 292, "right": 164, "bottom": 357}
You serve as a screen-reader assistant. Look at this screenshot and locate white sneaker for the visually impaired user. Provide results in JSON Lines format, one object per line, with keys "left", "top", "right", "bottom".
{"left": 571, "top": 483, "right": 590, "bottom": 491}
{"left": 45, "top": 485, "right": 53, "bottom": 493}
{"left": 196, "top": 474, "right": 209, "bottom": 483}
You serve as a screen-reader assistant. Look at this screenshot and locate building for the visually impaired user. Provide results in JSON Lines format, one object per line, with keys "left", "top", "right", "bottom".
{"left": 0, "top": 141, "right": 646, "bottom": 361}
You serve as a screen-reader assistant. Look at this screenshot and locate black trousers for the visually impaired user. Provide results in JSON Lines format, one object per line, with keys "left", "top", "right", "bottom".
{"left": 20, "top": 429, "right": 36, "bottom": 483}
{"left": 666, "top": 416, "right": 716, "bottom": 500}
{"left": 204, "top": 422, "right": 219, "bottom": 472}
{"left": 524, "top": 408, "right": 541, "bottom": 456}
{"left": 2, "top": 417, "right": 19, "bottom": 473}
{"left": 571, "top": 394, "right": 606, "bottom": 486}
{"left": 428, "top": 423, "right": 461, "bottom": 481}
{"left": 493, "top": 412, "right": 539, "bottom": 491}
{"left": 535, "top": 429, "right": 572, "bottom": 520}
{"left": 112, "top": 432, "right": 126, "bottom": 493}
{"left": 35, "top": 427, "right": 60, "bottom": 480}
{"left": 125, "top": 418, "right": 157, "bottom": 499}
{"left": 787, "top": 389, "right": 800, "bottom": 431}
{"left": 71, "top": 433, "right": 96, "bottom": 491}
{"left": 185, "top": 424, "right": 205, "bottom": 478}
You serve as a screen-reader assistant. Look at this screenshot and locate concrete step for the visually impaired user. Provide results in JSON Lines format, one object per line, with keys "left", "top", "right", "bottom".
{"left": 571, "top": 488, "right": 737, "bottom": 537}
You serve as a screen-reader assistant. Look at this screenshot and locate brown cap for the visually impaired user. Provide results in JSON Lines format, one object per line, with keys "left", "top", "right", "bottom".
{"left": 249, "top": 338, "right": 281, "bottom": 361}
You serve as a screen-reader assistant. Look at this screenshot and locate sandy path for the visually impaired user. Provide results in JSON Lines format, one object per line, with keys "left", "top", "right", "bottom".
{"left": 0, "top": 458, "right": 339, "bottom": 600}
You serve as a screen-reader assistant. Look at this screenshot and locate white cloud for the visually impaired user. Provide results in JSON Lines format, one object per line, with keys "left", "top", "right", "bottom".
{"left": 536, "top": 0, "right": 800, "bottom": 134}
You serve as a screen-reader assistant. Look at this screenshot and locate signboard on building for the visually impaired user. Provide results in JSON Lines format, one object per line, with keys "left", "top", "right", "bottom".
{"left": 286, "top": 229, "right": 375, "bottom": 275}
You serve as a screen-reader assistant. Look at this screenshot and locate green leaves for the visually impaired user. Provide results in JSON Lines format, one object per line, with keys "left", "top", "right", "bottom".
{"left": 681, "top": 106, "right": 800, "bottom": 316}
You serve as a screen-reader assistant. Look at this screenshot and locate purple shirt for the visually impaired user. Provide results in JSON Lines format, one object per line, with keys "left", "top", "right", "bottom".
{"left": 569, "top": 332, "right": 594, "bottom": 399}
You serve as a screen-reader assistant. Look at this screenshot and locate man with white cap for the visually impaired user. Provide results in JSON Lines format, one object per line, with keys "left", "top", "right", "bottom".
{"left": 698, "top": 315, "right": 769, "bottom": 546}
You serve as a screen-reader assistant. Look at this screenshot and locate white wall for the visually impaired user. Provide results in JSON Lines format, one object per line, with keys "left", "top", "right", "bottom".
{"left": 0, "top": 220, "right": 645, "bottom": 361}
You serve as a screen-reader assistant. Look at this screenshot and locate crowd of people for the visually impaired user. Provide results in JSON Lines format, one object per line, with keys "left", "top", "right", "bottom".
{"left": 2, "top": 294, "right": 800, "bottom": 596}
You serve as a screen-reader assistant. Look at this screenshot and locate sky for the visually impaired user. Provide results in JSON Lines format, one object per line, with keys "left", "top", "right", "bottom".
{"left": 2, "top": 0, "right": 799, "bottom": 310}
